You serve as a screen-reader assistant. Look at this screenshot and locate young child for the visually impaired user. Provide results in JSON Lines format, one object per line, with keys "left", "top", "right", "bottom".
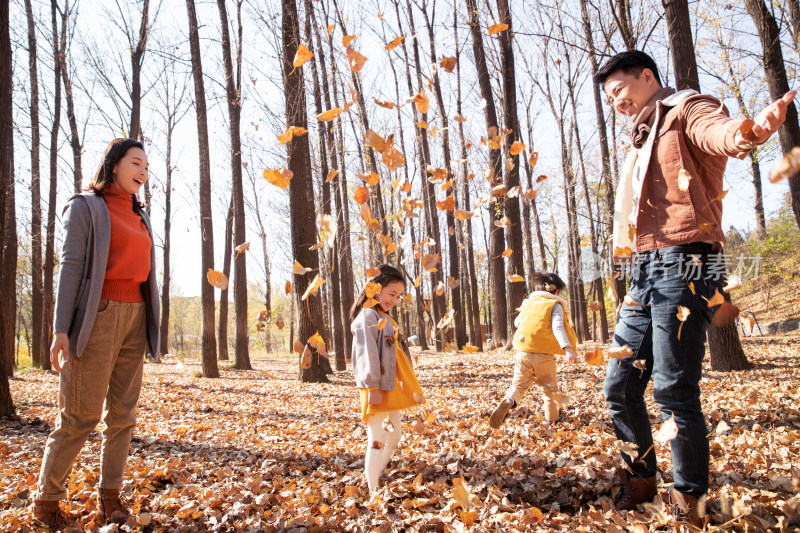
{"left": 350, "top": 264, "right": 424, "bottom": 492}
{"left": 490, "top": 272, "right": 578, "bottom": 428}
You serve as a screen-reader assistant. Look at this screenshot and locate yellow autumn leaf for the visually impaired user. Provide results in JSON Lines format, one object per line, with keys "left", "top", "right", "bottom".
{"left": 583, "top": 345, "right": 604, "bottom": 366}
{"left": 509, "top": 141, "right": 525, "bottom": 155}
{"left": 489, "top": 23, "right": 509, "bottom": 34}
{"left": 452, "top": 477, "right": 472, "bottom": 510}
{"left": 385, "top": 35, "right": 404, "bottom": 50}
{"left": 327, "top": 24, "right": 334, "bottom": 35}
{"left": 234, "top": 242, "right": 249, "bottom": 255}
{"left": 317, "top": 107, "right": 342, "bottom": 122}
{"left": 342, "top": 35, "right": 355, "bottom": 48}
{"left": 502, "top": 248, "right": 513, "bottom": 258}
{"left": 462, "top": 345, "right": 479, "bottom": 353}
{"left": 206, "top": 269, "right": 228, "bottom": 290}
{"left": 301, "top": 274, "right": 324, "bottom": 301}
{"left": 293, "top": 261, "right": 312, "bottom": 275}
{"left": 292, "top": 43, "right": 314, "bottom": 68}
{"left": 507, "top": 274, "right": 525, "bottom": 282}
{"left": 528, "top": 151, "right": 539, "bottom": 166}
{"left": 263, "top": 168, "right": 293, "bottom": 189}
{"left": 377, "top": 319, "right": 387, "bottom": 331}
{"left": 608, "top": 345, "right": 634, "bottom": 359}
{"left": 373, "top": 98, "right": 394, "bottom": 109}
{"left": 355, "top": 171, "right": 380, "bottom": 186}
{"left": 365, "top": 129, "right": 387, "bottom": 153}
{"left": 363, "top": 298, "right": 378, "bottom": 308}
{"left": 454, "top": 209, "right": 474, "bottom": 220}
{"left": 354, "top": 186, "right": 370, "bottom": 205}
{"left": 326, "top": 169, "right": 338, "bottom": 183}
{"left": 366, "top": 268, "right": 381, "bottom": 277}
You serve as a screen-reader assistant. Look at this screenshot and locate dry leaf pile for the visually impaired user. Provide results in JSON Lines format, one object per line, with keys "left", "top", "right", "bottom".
{"left": 2, "top": 338, "right": 799, "bottom": 531}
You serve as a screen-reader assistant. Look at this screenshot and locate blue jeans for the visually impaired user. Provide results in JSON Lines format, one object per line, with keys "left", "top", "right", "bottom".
{"left": 604, "top": 242, "right": 723, "bottom": 497}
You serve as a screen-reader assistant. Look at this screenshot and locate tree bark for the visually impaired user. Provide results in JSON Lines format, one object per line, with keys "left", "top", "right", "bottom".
{"left": 60, "top": 38, "right": 82, "bottom": 194}
{"left": 185, "top": 0, "right": 218, "bottom": 377}
{"left": 0, "top": 0, "right": 16, "bottom": 416}
{"left": 745, "top": 0, "right": 800, "bottom": 230}
{"left": 282, "top": 0, "right": 327, "bottom": 383}
{"left": 218, "top": 197, "right": 233, "bottom": 362}
{"left": 216, "top": 0, "right": 250, "bottom": 369}
{"left": 662, "top": 0, "right": 700, "bottom": 91}
{"left": 159, "top": 109, "right": 173, "bottom": 357}
{"left": 465, "top": 0, "right": 508, "bottom": 346}
{"left": 25, "top": 0, "right": 44, "bottom": 369}
{"left": 128, "top": 0, "right": 150, "bottom": 142}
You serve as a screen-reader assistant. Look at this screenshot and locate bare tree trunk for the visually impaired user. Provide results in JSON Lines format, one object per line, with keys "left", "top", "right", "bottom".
{"left": 159, "top": 116, "right": 173, "bottom": 357}
{"left": 25, "top": 0, "right": 44, "bottom": 370}
{"left": 60, "top": 44, "right": 82, "bottom": 193}
{"left": 745, "top": 0, "right": 800, "bottom": 230}
{"left": 218, "top": 197, "right": 233, "bottom": 362}
{"left": 128, "top": 0, "right": 150, "bottom": 142}
{"left": 496, "top": 0, "right": 526, "bottom": 332}
{"left": 185, "top": 0, "right": 218, "bottom": 377}
{"left": 788, "top": 0, "right": 800, "bottom": 59}
{"left": 216, "top": 0, "right": 250, "bottom": 369}
{"left": 282, "top": 0, "right": 327, "bottom": 383}
{"left": 0, "top": 0, "right": 16, "bottom": 415}
{"left": 465, "top": 0, "right": 507, "bottom": 346}
{"left": 662, "top": 0, "right": 700, "bottom": 91}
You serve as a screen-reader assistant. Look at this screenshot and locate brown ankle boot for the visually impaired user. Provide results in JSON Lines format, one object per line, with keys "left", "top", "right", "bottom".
{"left": 613, "top": 468, "right": 657, "bottom": 511}
{"left": 33, "top": 499, "right": 70, "bottom": 531}
{"left": 97, "top": 488, "right": 132, "bottom": 525}
{"left": 669, "top": 488, "right": 704, "bottom": 530}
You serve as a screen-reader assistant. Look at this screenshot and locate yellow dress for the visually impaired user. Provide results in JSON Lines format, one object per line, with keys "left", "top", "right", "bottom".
{"left": 358, "top": 313, "right": 424, "bottom": 423}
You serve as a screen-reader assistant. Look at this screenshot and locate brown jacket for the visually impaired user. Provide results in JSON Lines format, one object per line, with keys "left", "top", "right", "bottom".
{"left": 634, "top": 94, "right": 748, "bottom": 251}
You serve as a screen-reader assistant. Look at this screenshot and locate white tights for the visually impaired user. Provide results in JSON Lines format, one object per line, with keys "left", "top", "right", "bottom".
{"left": 364, "top": 410, "right": 402, "bottom": 492}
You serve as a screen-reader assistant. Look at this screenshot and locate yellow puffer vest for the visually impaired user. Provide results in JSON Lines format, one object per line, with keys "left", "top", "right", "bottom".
{"left": 512, "top": 294, "right": 578, "bottom": 354}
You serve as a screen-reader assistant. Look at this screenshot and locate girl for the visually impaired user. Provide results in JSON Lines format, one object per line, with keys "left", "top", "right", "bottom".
{"left": 350, "top": 264, "right": 424, "bottom": 492}
{"left": 33, "top": 139, "right": 160, "bottom": 529}
{"left": 489, "top": 272, "right": 578, "bottom": 428}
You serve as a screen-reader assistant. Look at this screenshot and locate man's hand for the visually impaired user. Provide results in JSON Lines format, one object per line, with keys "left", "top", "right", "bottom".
{"left": 564, "top": 347, "right": 578, "bottom": 364}
{"left": 735, "top": 90, "right": 796, "bottom": 153}
{"left": 50, "top": 333, "right": 69, "bottom": 372}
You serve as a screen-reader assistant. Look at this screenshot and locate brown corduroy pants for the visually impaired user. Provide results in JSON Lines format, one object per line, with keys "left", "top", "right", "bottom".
{"left": 505, "top": 351, "right": 560, "bottom": 422}
{"left": 35, "top": 300, "right": 146, "bottom": 500}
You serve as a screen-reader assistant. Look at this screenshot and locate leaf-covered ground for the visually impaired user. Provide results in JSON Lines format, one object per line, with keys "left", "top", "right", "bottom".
{"left": 2, "top": 337, "right": 800, "bottom": 532}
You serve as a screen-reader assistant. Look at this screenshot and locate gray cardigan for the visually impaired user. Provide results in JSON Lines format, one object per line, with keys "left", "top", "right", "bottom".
{"left": 53, "top": 192, "right": 160, "bottom": 360}
{"left": 351, "top": 308, "right": 400, "bottom": 391}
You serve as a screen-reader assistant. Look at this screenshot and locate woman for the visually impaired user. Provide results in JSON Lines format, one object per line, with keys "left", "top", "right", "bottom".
{"left": 33, "top": 138, "right": 160, "bottom": 529}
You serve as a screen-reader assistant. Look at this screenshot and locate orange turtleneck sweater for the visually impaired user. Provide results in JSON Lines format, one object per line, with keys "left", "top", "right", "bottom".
{"left": 101, "top": 183, "right": 152, "bottom": 302}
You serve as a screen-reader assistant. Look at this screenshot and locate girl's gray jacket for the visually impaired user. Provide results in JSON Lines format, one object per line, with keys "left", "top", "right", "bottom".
{"left": 53, "top": 192, "right": 160, "bottom": 361}
{"left": 351, "top": 308, "right": 399, "bottom": 391}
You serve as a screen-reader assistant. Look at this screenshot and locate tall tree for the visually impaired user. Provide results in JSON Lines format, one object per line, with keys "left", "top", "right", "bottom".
{"left": 662, "top": 0, "right": 700, "bottom": 91}
{"left": 218, "top": 198, "right": 234, "bottom": 361}
{"left": 59, "top": 9, "right": 82, "bottom": 195}
{"left": 745, "top": 0, "right": 800, "bottom": 230}
{"left": 127, "top": 0, "right": 150, "bottom": 142}
{"left": 25, "top": 0, "right": 44, "bottom": 369}
{"left": 465, "top": 0, "right": 508, "bottom": 345}
{"left": 216, "top": 0, "right": 250, "bottom": 369}
{"left": 282, "top": 0, "right": 327, "bottom": 382}
{"left": 1, "top": 0, "right": 16, "bottom": 415}
{"left": 185, "top": 0, "right": 218, "bottom": 377}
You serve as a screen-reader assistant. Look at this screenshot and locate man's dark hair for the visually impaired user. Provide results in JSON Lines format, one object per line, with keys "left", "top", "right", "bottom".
{"left": 595, "top": 50, "right": 662, "bottom": 89}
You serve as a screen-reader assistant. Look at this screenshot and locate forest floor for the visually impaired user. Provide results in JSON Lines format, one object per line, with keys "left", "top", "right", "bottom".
{"left": 2, "top": 336, "right": 800, "bottom": 532}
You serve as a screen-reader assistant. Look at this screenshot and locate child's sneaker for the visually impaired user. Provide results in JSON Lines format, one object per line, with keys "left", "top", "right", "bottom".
{"left": 489, "top": 398, "right": 515, "bottom": 428}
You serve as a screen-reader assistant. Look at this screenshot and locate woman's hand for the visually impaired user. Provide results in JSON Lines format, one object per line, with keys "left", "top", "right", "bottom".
{"left": 50, "top": 333, "right": 70, "bottom": 372}
{"left": 368, "top": 389, "right": 383, "bottom": 406}
{"left": 564, "top": 347, "right": 578, "bottom": 365}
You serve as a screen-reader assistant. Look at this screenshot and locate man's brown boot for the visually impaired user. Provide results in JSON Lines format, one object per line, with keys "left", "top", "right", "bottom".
{"left": 613, "top": 468, "right": 657, "bottom": 511}
{"left": 669, "top": 488, "right": 704, "bottom": 530}
{"left": 97, "top": 488, "right": 132, "bottom": 525}
{"left": 33, "top": 499, "right": 70, "bottom": 531}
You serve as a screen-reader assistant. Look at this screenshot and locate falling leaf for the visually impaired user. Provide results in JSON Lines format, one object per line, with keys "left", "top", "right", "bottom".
{"left": 327, "top": 24, "right": 334, "bottom": 35}
{"left": 293, "top": 339, "right": 304, "bottom": 354}
{"left": 278, "top": 125, "right": 308, "bottom": 145}
{"left": 614, "top": 440, "right": 639, "bottom": 460}
{"left": 354, "top": 186, "right": 370, "bottom": 205}
{"left": 454, "top": 209, "right": 474, "bottom": 220}
{"left": 319, "top": 214, "right": 337, "bottom": 248}
{"left": 447, "top": 277, "right": 459, "bottom": 289}
{"left": 408, "top": 90, "right": 429, "bottom": 113}
{"left": 437, "top": 309, "right": 455, "bottom": 330}
{"left": 738, "top": 119, "right": 758, "bottom": 143}
{"left": 528, "top": 152, "right": 538, "bottom": 166}
{"left": 275, "top": 316, "right": 285, "bottom": 330}
{"left": 301, "top": 274, "right": 324, "bottom": 301}
{"left": 769, "top": 147, "right": 800, "bottom": 183}
{"left": 715, "top": 190, "right": 729, "bottom": 201}
{"left": 436, "top": 195, "right": 455, "bottom": 211}
{"left": 439, "top": 56, "right": 457, "bottom": 73}
{"left": 452, "top": 477, "right": 472, "bottom": 510}
{"left": 421, "top": 254, "right": 440, "bottom": 272}
{"left": 492, "top": 184, "right": 507, "bottom": 197}
{"left": 342, "top": 35, "right": 355, "bottom": 48}
{"left": 453, "top": 113, "right": 466, "bottom": 123}
{"left": 234, "top": 242, "right": 250, "bottom": 255}
{"left": 355, "top": 171, "right": 380, "bottom": 186}
{"left": 507, "top": 274, "right": 525, "bottom": 282}
{"left": 373, "top": 98, "right": 394, "bottom": 109}
{"left": 706, "top": 288, "right": 725, "bottom": 307}
{"left": 263, "top": 168, "right": 293, "bottom": 189}
{"left": 524, "top": 189, "right": 537, "bottom": 200}
{"left": 509, "top": 142, "right": 526, "bottom": 155}
{"left": 363, "top": 298, "right": 379, "bottom": 308}
{"left": 463, "top": 345, "right": 479, "bottom": 353}
{"left": 608, "top": 345, "right": 633, "bottom": 359}
{"left": 346, "top": 47, "right": 368, "bottom": 72}
{"left": 653, "top": 415, "right": 679, "bottom": 442}
{"left": 583, "top": 346, "right": 604, "bottom": 366}
{"left": 300, "top": 345, "right": 312, "bottom": 369}
{"left": 292, "top": 44, "right": 314, "bottom": 68}
{"left": 365, "top": 129, "right": 387, "bottom": 153}
{"left": 435, "top": 281, "right": 445, "bottom": 296}
{"left": 385, "top": 35, "right": 404, "bottom": 50}
{"left": 326, "top": 169, "right": 338, "bottom": 183}
{"left": 206, "top": 269, "right": 228, "bottom": 290}
{"left": 536, "top": 174, "right": 547, "bottom": 183}
{"left": 678, "top": 168, "right": 692, "bottom": 192}
{"left": 623, "top": 294, "right": 641, "bottom": 307}
{"left": 365, "top": 282, "right": 382, "bottom": 299}
{"left": 676, "top": 305, "right": 691, "bottom": 339}
{"left": 293, "top": 261, "right": 312, "bottom": 275}
{"left": 488, "top": 23, "right": 509, "bottom": 34}
{"left": 502, "top": 248, "right": 513, "bottom": 258}
{"left": 317, "top": 107, "right": 342, "bottom": 122}
{"left": 377, "top": 319, "right": 387, "bottom": 331}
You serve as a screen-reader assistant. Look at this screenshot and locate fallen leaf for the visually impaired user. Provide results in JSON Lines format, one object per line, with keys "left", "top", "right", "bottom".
{"left": 354, "top": 186, "right": 370, "bottom": 205}
{"left": 342, "top": 35, "right": 355, "bottom": 48}
{"left": 489, "top": 23, "right": 509, "bottom": 34}
{"left": 346, "top": 47, "right": 368, "bottom": 72}
{"left": 439, "top": 56, "right": 457, "bottom": 73}
{"left": 292, "top": 44, "right": 314, "bottom": 68}
{"left": 207, "top": 269, "right": 228, "bottom": 290}
{"left": 317, "top": 107, "right": 342, "bottom": 122}
{"left": 452, "top": 477, "right": 472, "bottom": 510}
{"left": 263, "top": 168, "right": 293, "bottom": 189}
{"left": 509, "top": 141, "right": 525, "bottom": 155}
{"left": 385, "top": 35, "right": 404, "bottom": 50}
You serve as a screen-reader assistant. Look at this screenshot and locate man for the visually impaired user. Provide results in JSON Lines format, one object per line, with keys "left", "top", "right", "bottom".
{"left": 595, "top": 50, "right": 794, "bottom": 528}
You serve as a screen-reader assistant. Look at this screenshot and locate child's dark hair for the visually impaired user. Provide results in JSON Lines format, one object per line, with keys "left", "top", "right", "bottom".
{"left": 531, "top": 272, "right": 566, "bottom": 294}
{"left": 349, "top": 264, "right": 405, "bottom": 322}
{"left": 595, "top": 50, "right": 662, "bottom": 89}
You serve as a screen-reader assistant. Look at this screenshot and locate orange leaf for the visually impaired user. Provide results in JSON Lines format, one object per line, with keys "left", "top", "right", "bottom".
{"left": 317, "top": 107, "right": 342, "bottom": 122}
{"left": 207, "top": 269, "right": 228, "bottom": 290}
{"left": 439, "top": 56, "right": 457, "bottom": 73}
{"left": 366, "top": 268, "right": 381, "bottom": 277}
{"left": 409, "top": 90, "right": 429, "bottom": 114}
{"left": 524, "top": 189, "right": 537, "bottom": 200}
{"left": 536, "top": 174, "right": 547, "bottom": 183}
{"left": 363, "top": 298, "right": 379, "bottom": 308}
{"left": 509, "top": 141, "right": 525, "bottom": 155}
{"left": 421, "top": 253, "right": 440, "bottom": 272}
{"left": 417, "top": 119, "right": 428, "bottom": 129}
{"left": 326, "top": 169, "right": 338, "bottom": 183}
{"left": 385, "top": 36, "right": 404, "bottom": 50}
{"left": 489, "top": 23, "right": 509, "bottom": 34}
{"left": 373, "top": 98, "right": 394, "bottom": 109}
{"left": 452, "top": 477, "right": 472, "bottom": 510}
{"left": 301, "top": 274, "right": 324, "bottom": 301}
{"left": 355, "top": 171, "right": 380, "bottom": 186}
{"left": 342, "top": 35, "right": 356, "bottom": 48}
{"left": 454, "top": 209, "right": 474, "bottom": 220}
{"left": 453, "top": 113, "right": 466, "bottom": 123}
{"left": 292, "top": 43, "right": 314, "bottom": 68}
{"left": 507, "top": 274, "right": 525, "bottom": 282}
{"left": 234, "top": 241, "right": 250, "bottom": 255}
{"left": 460, "top": 511, "right": 479, "bottom": 526}
{"left": 365, "top": 129, "right": 387, "bottom": 153}
{"left": 528, "top": 152, "right": 538, "bottom": 166}
{"left": 436, "top": 195, "right": 455, "bottom": 211}
{"left": 462, "top": 345, "right": 479, "bottom": 353}
{"left": 583, "top": 346, "right": 604, "bottom": 366}
{"left": 285, "top": 280, "right": 292, "bottom": 295}
{"left": 354, "top": 186, "right": 370, "bottom": 205}
{"left": 327, "top": 24, "right": 334, "bottom": 35}
{"left": 738, "top": 119, "right": 758, "bottom": 142}
{"left": 346, "top": 47, "right": 368, "bottom": 72}
{"left": 263, "top": 168, "right": 293, "bottom": 189}
{"left": 502, "top": 248, "right": 513, "bottom": 258}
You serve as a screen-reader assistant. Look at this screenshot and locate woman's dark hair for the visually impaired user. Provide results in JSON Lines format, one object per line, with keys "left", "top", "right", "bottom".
{"left": 349, "top": 264, "right": 405, "bottom": 322}
{"left": 595, "top": 50, "right": 662, "bottom": 89}
{"left": 86, "top": 138, "right": 145, "bottom": 196}
{"left": 531, "top": 271, "right": 566, "bottom": 294}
